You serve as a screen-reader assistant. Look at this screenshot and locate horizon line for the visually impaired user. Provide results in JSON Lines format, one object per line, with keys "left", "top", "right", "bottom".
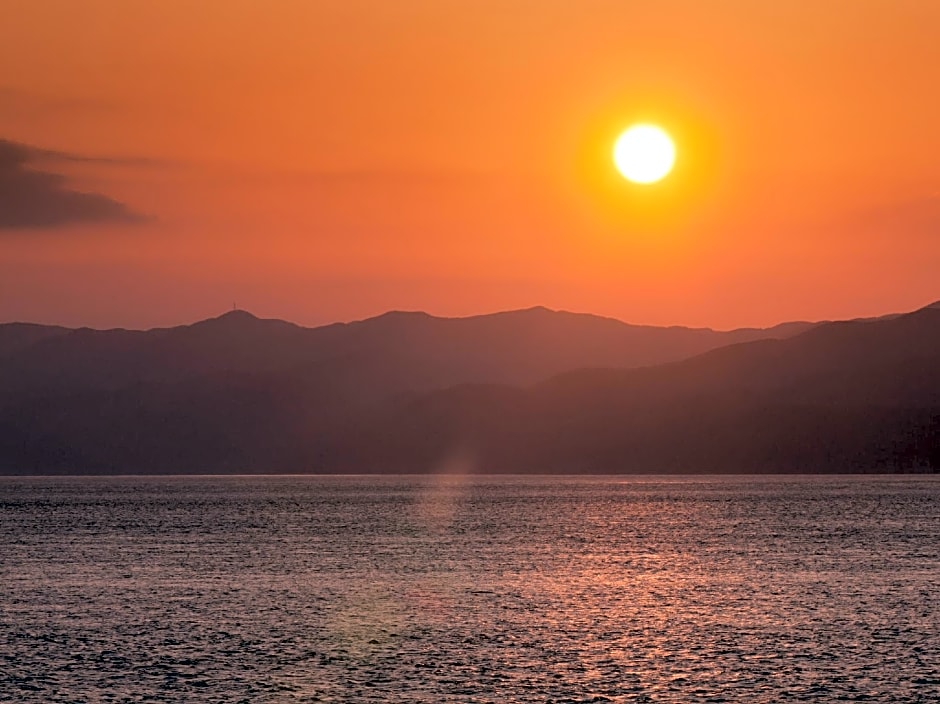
{"left": 2, "top": 297, "right": 938, "bottom": 336}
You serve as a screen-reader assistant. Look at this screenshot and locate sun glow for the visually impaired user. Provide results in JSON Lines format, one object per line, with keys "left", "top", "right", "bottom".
{"left": 613, "top": 125, "right": 676, "bottom": 184}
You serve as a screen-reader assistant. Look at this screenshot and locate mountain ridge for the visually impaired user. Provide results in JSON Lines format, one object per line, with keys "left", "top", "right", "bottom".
{"left": 0, "top": 305, "right": 821, "bottom": 393}
{"left": 0, "top": 304, "right": 817, "bottom": 335}
{"left": 0, "top": 300, "right": 937, "bottom": 474}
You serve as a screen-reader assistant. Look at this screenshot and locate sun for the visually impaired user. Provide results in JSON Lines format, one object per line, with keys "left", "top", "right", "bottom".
{"left": 613, "top": 124, "right": 676, "bottom": 184}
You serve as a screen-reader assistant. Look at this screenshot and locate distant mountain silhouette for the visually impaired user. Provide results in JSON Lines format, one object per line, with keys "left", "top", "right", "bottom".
{"left": 0, "top": 322, "right": 69, "bottom": 360}
{"left": 0, "top": 304, "right": 936, "bottom": 474}
{"left": 349, "top": 304, "right": 940, "bottom": 474}
{"left": 0, "top": 307, "right": 814, "bottom": 394}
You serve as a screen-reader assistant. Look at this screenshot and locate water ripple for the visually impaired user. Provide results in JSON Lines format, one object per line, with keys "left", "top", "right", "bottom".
{"left": 1, "top": 475, "right": 938, "bottom": 702}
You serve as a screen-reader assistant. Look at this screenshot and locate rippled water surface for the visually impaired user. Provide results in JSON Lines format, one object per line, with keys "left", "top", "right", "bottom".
{"left": 2, "top": 475, "right": 939, "bottom": 702}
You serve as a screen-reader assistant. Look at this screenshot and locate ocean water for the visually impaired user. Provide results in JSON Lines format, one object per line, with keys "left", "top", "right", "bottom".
{"left": 1, "top": 475, "right": 938, "bottom": 703}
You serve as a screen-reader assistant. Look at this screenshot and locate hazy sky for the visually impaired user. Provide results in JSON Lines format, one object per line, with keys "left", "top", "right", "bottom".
{"left": 1, "top": 0, "right": 938, "bottom": 329}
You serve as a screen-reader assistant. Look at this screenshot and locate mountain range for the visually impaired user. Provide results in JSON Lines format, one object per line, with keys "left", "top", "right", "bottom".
{"left": 0, "top": 302, "right": 937, "bottom": 474}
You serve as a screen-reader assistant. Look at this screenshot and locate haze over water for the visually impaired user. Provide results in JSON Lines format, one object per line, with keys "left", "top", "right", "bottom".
{"left": 2, "top": 475, "right": 938, "bottom": 702}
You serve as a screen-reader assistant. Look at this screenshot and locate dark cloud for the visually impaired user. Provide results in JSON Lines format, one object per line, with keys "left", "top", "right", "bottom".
{"left": 0, "top": 138, "right": 145, "bottom": 230}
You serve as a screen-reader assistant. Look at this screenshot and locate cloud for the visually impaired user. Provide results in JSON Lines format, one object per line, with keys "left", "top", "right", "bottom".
{"left": 0, "top": 138, "right": 146, "bottom": 230}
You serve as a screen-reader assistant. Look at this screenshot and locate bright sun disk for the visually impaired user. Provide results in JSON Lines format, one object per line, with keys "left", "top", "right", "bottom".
{"left": 613, "top": 124, "right": 676, "bottom": 184}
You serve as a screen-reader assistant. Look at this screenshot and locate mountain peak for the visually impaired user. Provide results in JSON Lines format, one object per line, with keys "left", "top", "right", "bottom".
{"left": 371, "top": 310, "right": 433, "bottom": 320}
{"left": 192, "top": 309, "right": 264, "bottom": 327}
{"left": 215, "top": 309, "right": 259, "bottom": 321}
{"left": 185, "top": 309, "right": 275, "bottom": 332}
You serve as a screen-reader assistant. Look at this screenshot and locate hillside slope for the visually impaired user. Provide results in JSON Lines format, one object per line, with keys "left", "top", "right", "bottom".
{"left": 2, "top": 305, "right": 937, "bottom": 474}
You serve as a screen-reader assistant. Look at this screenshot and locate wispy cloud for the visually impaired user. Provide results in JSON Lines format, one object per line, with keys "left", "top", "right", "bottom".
{"left": 0, "top": 138, "right": 147, "bottom": 230}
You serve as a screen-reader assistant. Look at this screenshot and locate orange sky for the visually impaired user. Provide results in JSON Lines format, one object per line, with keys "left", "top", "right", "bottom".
{"left": 1, "top": 0, "right": 938, "bottom": 329}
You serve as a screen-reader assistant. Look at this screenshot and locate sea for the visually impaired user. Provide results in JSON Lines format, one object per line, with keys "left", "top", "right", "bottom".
{"left": 1, "top": 475, "right": 938, "bottom": 702}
